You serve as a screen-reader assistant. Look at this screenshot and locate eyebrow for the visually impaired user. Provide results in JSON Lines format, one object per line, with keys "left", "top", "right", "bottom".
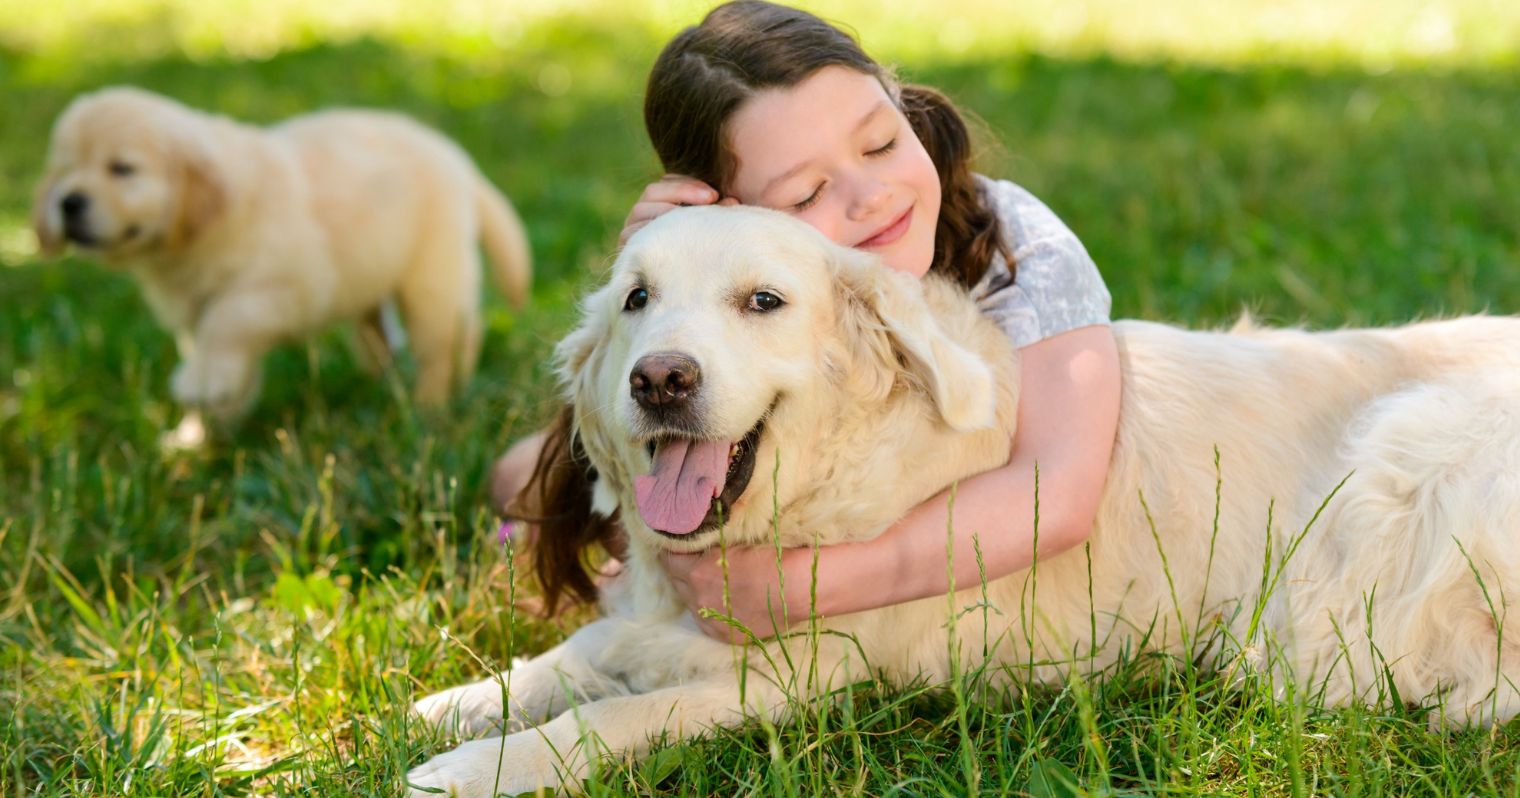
{"left": 760, "top": 101, "right": 893, "bottom": 197}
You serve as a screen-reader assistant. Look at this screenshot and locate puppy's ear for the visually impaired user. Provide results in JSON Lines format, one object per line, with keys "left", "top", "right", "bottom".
{"left": 168, "top": 142, "right": 227, "bottom": 248}
{"left": 31, "top": 174, "right": 63, "bottom": 258}
{"left": 832, "top": 249, "right": 997, "bottom": 431}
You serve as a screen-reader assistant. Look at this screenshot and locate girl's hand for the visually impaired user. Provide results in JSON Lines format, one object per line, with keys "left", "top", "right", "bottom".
{"left": 620, "top": 174, "right": 736, "bottom": 245}
{"left": 660, "top": 544, "right": 822, "bottom": 643}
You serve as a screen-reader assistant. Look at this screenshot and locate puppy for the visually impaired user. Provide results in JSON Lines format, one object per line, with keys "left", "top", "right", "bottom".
{"left": 407, "top": 206, "right": 1520, "bottom": 797}
{"left": 33, "top": 86, "right": 532, "bottom": 441}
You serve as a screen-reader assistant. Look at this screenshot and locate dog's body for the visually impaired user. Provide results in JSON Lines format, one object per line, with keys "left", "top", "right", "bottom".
{"left": 34, "top": 87, "right": 531, "bottom": 436}
{"left": 409, "top": 207, "right": 1520, "bottom": 796}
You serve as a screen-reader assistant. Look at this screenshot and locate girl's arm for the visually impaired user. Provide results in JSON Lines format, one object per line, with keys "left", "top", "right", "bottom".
{"left": 662, "top": 323, "right": 1122, "bottom": 642}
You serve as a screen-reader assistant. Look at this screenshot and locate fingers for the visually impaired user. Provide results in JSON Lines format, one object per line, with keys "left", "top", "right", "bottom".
{"left": 619, "top": 203, "right": 676, "bottom": 246}
{"left": 620, "top": 175, "right": 724, "bottom": 246}
{"left": 645, "top": 175, "right": 720, "bottom": 206}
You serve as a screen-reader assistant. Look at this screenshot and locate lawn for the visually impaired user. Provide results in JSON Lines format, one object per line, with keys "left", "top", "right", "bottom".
{"left": 3, "top": 1, "right": 1520, "bottom": 795}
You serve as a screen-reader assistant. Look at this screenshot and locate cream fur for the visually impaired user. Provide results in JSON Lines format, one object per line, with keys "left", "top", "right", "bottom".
{"left": 410, "top": 206, "right": 1520, "bottom": 796}
{"left": 33, "top": 87, "right": 532, "bottom": 439}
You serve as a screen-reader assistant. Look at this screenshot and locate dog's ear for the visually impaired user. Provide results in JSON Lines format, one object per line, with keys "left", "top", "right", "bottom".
{"left": 832, "top": 249, "right": 997, "bottom": 431}
{"left": 168, "top": 141, "right": 227, "bottom": 249}
{"left": 555, "top": 283, "right": 615, "bottom": 392}
{"left": 31, "top": 173, "right": 63, "bottom": 258}
{"left": 555, "top": 280, "right": 621, "bottom": 471}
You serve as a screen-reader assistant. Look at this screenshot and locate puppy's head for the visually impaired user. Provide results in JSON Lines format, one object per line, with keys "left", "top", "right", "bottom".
{"left": 32, "top": 87, "right": 227, "bottom": 263}
{"left": 560, "top": 205, "right": 997, "bottom": 553}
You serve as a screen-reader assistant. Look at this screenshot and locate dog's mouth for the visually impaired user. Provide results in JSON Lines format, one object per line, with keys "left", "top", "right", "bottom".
{"left": 63, "top": 221, "right": 99, "bottom": 247}
{"left": 633, "top": 416, "right": 766, "bottom": 539}
{"left": 63, "top": 220, "right": 142, "bottom": 250}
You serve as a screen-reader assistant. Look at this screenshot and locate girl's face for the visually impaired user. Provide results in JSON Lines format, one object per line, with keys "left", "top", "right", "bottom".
{"left": 725, "top": 65, "right": 942, "bottom": 278}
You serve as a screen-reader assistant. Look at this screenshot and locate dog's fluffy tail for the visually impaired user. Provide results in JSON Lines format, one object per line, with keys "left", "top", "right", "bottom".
{"left": 475, "top": 177, "right": 532, "bottom": 308}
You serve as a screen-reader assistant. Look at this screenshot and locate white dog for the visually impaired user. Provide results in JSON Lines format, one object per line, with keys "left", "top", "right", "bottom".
{"left": 33, "top": 87, "right": 532, "bottom": 442}
{"left": 408, "top": 206, "right": 1520, "bottom": 796}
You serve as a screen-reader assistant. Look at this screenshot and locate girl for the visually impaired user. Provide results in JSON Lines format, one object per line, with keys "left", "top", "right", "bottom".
{"left": 499, "top": 0, "right": 1120, "bottom": 643}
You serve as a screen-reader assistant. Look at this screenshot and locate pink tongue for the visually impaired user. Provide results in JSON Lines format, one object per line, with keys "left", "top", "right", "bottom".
{"left": 633, "top": 438, "right": 731, "bottom": 534}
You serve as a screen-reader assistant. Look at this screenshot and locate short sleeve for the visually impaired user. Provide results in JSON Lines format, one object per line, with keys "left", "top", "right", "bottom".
{"left": 969, "top": 176, "right": 1111, "bottom": 348}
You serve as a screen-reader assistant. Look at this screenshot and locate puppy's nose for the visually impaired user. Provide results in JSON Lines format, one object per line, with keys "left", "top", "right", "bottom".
{"left": 630, "top": 353, "right": 701, "bottom": 411}
{"left": 60, "top": 192, "right": 89, "bottom": 219}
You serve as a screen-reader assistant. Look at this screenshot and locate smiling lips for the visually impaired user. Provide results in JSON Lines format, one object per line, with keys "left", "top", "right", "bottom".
{"left": 857, "top": 205, "right": 913, "bottom": 249}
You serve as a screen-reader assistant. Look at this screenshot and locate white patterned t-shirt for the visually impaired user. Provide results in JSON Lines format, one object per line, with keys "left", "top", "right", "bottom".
{"left": 969, "top": 175, "right": 1111, "bottom": 347}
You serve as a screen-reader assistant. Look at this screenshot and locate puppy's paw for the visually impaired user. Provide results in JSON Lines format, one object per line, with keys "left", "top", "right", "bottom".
{"left": 406, "top": 737, "right": 556, "bottom": 798}
{"left": 160, "top": 412, "right": 208, "bottom": 452}
{"left": 171, "top": 354, "right": 255, "bottom": 420}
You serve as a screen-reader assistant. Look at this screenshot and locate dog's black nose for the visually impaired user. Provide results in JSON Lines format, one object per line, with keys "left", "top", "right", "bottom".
{"left": 630, "top": 353, "right": 701, "bottom": 411}
{"left": 60, "top": 192, "right": 89, "bottom": 219}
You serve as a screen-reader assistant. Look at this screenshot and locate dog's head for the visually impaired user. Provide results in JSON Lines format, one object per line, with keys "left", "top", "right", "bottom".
{"left": 561, "top": 205, "right": 1000, "bottom": 553}
{"left": 32, "top": 87, "right": 227, "bottom": 262}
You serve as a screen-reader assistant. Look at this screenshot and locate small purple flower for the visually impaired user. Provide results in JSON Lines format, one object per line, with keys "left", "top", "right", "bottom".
{"left": 497, "top": 520, "right": 519, "bottom": 545}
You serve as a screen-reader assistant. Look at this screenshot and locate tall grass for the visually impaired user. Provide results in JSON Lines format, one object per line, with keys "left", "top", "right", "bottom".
{"left": 3, "top": 1, "right": 1520, "bottom": 795}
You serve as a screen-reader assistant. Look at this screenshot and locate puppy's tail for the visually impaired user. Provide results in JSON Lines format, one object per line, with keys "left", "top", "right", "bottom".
{"left": 475, "top": 177, "right": 533, "bottom": 308}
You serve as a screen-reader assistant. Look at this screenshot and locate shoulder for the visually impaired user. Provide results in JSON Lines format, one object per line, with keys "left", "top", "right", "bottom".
{"left": 977, "top": 175, "right": 1072, "bottom": 247}
{"left": 972, "top": 175, "right": 1112, "bottom": 348}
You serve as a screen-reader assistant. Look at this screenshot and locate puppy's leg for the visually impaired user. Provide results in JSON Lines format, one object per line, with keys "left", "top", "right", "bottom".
{"left": 349, "top": 305, "right": 396, "bottom": 376}
{"left": 398, "top": 230, "right": 482, "bottom": 407}
{"left": 406, "top": 678, "right": 788, "bottom": 798}
{"left": 171, "top": 292, "right": 287, "bottom": 424}
{"left": 414, "top": 618, "right": 630, "bottom": 739}
{"left": 158, "top": 332, "right": 210, "bottom": 450}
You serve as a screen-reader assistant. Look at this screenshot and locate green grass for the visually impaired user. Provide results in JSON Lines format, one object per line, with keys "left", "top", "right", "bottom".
{"left": 3, "top": 1, "right": 1520, "bottom": 795}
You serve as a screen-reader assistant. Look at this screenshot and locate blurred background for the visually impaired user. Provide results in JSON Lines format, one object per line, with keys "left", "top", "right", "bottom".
{"left": 2, "top": 1, "right": 1519, "bottom": 794}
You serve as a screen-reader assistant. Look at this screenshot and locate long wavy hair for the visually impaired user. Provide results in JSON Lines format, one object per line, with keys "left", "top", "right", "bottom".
{"left": 515, "top": 0, "right": 1012, "bottom": 613}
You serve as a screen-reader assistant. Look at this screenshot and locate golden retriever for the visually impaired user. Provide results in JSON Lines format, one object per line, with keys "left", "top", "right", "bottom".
{"left": 33, "top": 87, "right": 532, "bottom": 443}
{"left": 408, "top": 206, "right": 1520, "bottom": 796}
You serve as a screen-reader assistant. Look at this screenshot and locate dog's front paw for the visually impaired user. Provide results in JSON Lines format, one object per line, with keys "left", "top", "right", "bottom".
{"left": 171, "top": 354, "right": 257, "bottom": 421}
{"left": 413, "top": 679, "right": 512, "bottom": 739}
{"left": 159, "top": 411, "right": 209, "bottom": 452}
{"left": 406, "top": 737, "right": 557, "bottom": 798}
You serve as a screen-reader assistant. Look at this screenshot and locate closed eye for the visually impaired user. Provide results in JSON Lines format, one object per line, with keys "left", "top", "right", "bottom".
{"left": 866, "top": 138, "right": 897, "bottom": 157}
{"left": 791, "top": 183, "right": 824, "bottom": 212}
{"left": 108, "top": 160, "right": 136, "bottom": 177}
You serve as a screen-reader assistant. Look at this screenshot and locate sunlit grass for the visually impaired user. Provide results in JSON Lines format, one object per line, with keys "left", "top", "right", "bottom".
{"left": 3, "top": 0, "right": 1519, "bottom": 73}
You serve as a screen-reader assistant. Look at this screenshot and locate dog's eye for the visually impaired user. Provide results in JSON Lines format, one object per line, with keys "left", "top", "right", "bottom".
{"left": 748, "top": 291, "right": 784, "bottom": 313}
{"left": 624, "top": 287, "right": 649, "bottom": 312}
{"left": 108, "top": 160, "right": 136, "bottom": 177}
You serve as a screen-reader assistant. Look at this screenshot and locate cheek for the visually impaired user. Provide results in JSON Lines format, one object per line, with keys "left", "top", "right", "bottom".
{"left": 734, "top": 316, "right": 821, "bottom": 385}
{"left": 129, "top": 176, "right": 177, "bottom": 221}
{"left": 794, "top": 203, "right": 846, "bottom": 246}
{"left": 900, "top": 136, "right": 941, "bottom": 193}
{"left": 594, "top": 333, "right": 640, "bottom": 433}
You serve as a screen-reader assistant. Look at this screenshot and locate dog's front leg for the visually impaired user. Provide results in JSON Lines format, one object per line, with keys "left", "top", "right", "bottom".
{"left": 171, "top": 291, "right": 289, "bottom": 423}
{"left": 413, "top": 617, "right": 632, "bottom": 740}
{"left": 406, "top": 676, "right": 786, "bottom": 798}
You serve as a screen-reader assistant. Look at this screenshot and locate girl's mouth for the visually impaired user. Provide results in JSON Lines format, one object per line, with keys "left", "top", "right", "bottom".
{"left": 858, "top": 205, "right": 913, "bottom": 248}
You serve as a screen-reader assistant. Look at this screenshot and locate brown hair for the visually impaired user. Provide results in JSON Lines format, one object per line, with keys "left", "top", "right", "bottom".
{"left": 518, "top": 0, "right": 1010, "bottom": 612}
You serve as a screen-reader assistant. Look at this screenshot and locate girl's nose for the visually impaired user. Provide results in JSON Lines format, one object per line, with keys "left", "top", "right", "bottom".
{"left": 846, "top": 176, "right": 891, "bottom": 221}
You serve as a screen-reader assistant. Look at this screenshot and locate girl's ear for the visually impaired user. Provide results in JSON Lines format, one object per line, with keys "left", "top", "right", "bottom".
{"left": 831, "top": 248, "right": 996, "bottom": 431}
